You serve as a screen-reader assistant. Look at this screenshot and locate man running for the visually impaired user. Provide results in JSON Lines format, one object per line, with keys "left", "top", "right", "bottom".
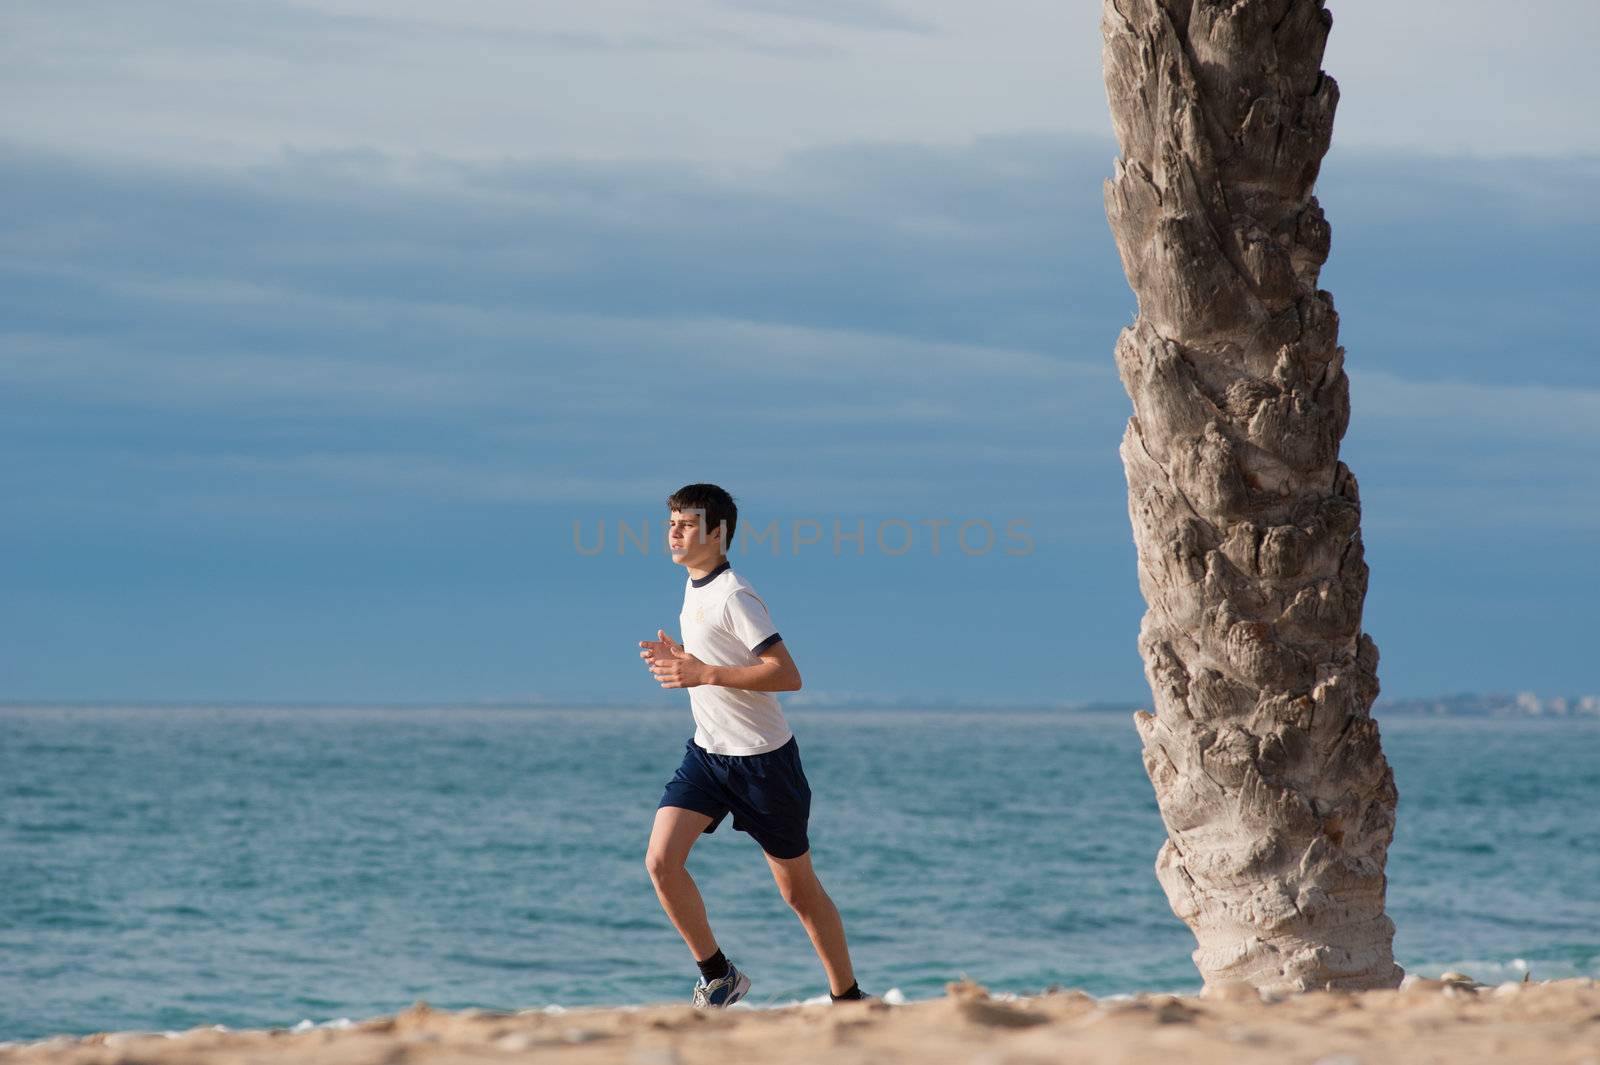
{"left": 639, "top": 483, "right": 867, "bottom": 1008}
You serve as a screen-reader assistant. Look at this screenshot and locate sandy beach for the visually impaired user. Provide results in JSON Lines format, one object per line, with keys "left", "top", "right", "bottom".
{"left": 7, "top": 975, "right": 1598, "bottom": 1065}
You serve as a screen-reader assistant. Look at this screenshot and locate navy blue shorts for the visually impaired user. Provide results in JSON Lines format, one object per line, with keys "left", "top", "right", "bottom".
{"left": 657, "top": 735, "right": 812, "bottom": 860}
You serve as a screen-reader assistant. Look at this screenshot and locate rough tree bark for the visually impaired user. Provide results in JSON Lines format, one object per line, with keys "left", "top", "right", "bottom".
{"left": 1099, "top": 0, "right": 1403, "bottom": 992}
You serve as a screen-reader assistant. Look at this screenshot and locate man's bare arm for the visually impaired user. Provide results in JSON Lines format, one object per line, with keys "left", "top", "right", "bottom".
{"left": 705, "top": 640, "right": 802, "bottom": 692}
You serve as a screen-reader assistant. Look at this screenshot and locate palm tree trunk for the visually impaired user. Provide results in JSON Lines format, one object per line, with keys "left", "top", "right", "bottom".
{"left": 1099, "top": 0, "right": 1402, "bottom": 992}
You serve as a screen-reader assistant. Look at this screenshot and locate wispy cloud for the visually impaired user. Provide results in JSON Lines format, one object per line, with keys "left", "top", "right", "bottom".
{"left": 1, "top": 134, "right": 1595, "bottom": 543}
{"left": 132, "top": 451, "right": 668, "bottom": 504}
{"left": 1353, "top": 370, "right": 1600, "bottom": 444}
{"left": 716, "top": 0, "right": 933, "bottom": 33}
{"left": 12, "top": 0, "right": 1591, "bottom": 173}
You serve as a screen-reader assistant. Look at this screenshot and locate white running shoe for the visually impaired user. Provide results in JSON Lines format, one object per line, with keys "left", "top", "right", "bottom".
{"left": 692, "top": 962, "right": 751, "bottom": 1008}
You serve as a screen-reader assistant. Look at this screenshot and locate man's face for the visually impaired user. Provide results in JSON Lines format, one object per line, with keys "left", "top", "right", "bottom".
{"left": 667, "top": 509, "right": 724, "bottom": 568}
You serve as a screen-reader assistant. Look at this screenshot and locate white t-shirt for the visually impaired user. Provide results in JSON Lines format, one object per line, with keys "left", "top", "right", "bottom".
{"left": 679, "top": 561, "right": 792, "bottom": 755}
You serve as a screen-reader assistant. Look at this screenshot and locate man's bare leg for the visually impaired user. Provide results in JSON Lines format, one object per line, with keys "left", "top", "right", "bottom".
{"left": 645, "top": 806, "right": 719, "bottom": 962}
{"left": 764, "top": 849, "right": 855, "bottom": 995}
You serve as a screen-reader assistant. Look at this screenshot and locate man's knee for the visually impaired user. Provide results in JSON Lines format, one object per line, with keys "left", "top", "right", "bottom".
{"left": 645, "top": 849, "right": 684, "bottom": 883}
{"left": 778, "top": 875, "right": 823, "bottom": 914}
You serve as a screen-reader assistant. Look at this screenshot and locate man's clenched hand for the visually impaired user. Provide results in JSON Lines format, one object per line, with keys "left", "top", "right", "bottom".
{"left": 639, "top": 629, "right": 713, "bottom": 689}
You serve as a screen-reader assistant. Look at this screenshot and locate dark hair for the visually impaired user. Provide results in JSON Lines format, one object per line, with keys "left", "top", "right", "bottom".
{"left": 667, "top": 483, "right": 737, "bottom": 548}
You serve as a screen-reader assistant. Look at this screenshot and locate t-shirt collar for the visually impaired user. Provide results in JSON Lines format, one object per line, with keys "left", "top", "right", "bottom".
{"left": 689, "top": 559, "right": 731, "bottom": 588}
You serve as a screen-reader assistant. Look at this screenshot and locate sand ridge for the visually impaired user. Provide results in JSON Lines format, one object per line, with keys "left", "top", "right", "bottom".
{"left": 6, "top": 976, "right": 1599, "bottom": 1065}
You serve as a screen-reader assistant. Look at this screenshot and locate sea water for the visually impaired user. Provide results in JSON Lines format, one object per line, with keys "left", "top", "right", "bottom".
{"left": 1, "top": 706, "right": 1595, "bottom": 1042}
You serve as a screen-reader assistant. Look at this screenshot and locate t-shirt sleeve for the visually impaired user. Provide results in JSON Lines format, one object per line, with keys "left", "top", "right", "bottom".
{"left": 723, "top": 589, "right": 782, "bottom": 655}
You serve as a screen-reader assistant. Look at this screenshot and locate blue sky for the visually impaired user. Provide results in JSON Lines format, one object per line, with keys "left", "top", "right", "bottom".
{"left": 2, "top": 1, "right": 1596, "bottom": 705}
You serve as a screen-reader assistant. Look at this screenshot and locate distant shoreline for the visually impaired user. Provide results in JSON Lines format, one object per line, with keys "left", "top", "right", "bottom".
{"left": 1, "top": 692, "right": 1596, "bottom": 718}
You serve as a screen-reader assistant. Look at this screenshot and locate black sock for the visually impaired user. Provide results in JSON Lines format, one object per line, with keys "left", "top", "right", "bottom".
{"left": 696, "top": 948, "right": 730, "bottom": 983}
{"left": 830, "top": 981, "right": 865, "bottom": 1001}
